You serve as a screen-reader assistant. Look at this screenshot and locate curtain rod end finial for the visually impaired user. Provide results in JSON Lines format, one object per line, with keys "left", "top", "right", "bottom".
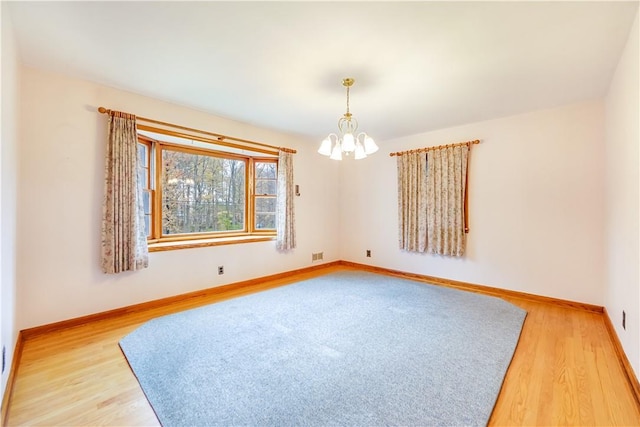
{"left": 98, "top": 107, "right": 107, "bottom": 114}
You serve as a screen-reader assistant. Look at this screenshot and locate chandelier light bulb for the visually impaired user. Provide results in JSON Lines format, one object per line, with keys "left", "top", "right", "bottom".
{"left": 342, "top": 133, "right": 355, "bottom": 152}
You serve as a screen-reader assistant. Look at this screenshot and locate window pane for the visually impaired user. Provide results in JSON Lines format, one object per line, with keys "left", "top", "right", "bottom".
{"left": 256, "top": 197, "right": 276, "bottom": 212}
{"left": 256, "top": 180, "right": 276, "bottom": 195}
{"left": 255, "top": 213, "right": 275, "bottom": 229}
{"left": 162, "top": 149, "right": 246, "bottom": 234}
{"left": 142, "top": 188, "right": 152, "bottom": 237}
{"left": 137, "top": 144, "right": 147, "bottom": 167}
{"left": 144, "top": 215, "right": 151, "bottom": 237}
{"left": 143, "top": 190, "right": 151, "bottom": 215}
{"left": 255, "top": 197, "right": 276, "bottom": 229}
{"left": 255, "top": 162, "right": 276, "bottom": 179}
{"left": 138, "top": 143, "right": 150, "bottom": 187}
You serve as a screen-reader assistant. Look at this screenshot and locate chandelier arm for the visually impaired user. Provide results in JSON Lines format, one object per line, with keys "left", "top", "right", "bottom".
{"left": 327, "top": 133, "right": 339, "bottom": 142}
{"left": 338, "top": 117, "right": 358, "bottom": 134}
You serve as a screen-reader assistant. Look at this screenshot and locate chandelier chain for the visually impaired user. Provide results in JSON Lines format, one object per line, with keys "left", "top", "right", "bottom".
{"left": 346, "top": 85, "right": 350, "bottom": 116}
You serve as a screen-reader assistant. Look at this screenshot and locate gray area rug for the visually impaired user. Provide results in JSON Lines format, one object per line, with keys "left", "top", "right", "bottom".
{"left": 119, "top": 271, "right": 526, "bottom": 426}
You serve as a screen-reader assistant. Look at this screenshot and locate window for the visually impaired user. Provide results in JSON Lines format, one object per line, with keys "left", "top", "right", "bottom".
{"left": 254, "top": 160, "right": 277, "bottom": 230}
{"left": 138, "top": 130, "right": 277, "bottom": 248}
{"left": 161, "top": 146, "right": 246, "bottom": 235}
{"left": 137, "top": 138, "right": 153, "bottom": 238}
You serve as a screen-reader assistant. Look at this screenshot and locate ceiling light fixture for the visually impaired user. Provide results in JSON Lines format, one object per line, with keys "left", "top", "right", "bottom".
{"left": 318, "top": 78, "right": 378, "bottom": 160}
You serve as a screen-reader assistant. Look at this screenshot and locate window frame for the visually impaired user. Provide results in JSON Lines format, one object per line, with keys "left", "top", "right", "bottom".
{"left": 251, "top": 158, "right": 278, "bottom": 233}
{"left": 137, "top": 136, "right": 154, "bottom": 239}
{"left": 138, "top": 132, "right": 278, "bottom": 250}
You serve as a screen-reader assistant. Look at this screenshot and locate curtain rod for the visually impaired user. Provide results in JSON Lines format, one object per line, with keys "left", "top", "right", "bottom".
{"left": 389, "top": 139, "right": 480, "bottom": 157}
{"left": 97, "top": 107, "right": 296, "bottom": 154}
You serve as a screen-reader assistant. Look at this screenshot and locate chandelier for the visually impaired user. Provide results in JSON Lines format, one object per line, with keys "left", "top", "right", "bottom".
{"left": 318, "top": 77, "right": 378, "bottom": 160}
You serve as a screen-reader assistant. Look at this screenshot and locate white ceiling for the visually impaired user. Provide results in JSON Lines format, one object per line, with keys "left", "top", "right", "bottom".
{"left": 6, "top": 1, "right": 639, "bottom": 141}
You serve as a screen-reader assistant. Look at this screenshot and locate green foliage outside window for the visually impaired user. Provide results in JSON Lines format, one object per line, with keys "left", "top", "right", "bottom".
{"left": 162, "top": 149, "right": 246, "bottom": 235}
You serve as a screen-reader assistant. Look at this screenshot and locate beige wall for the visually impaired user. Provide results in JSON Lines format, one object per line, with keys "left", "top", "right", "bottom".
{"left": 340, "top": 101, "right": 606, "bottom": 305}
{"left": 16, "top": 67, "right": 341, "bottom": 330}
{"left": 604, "top": 11, "right": 639, "bottom": 377}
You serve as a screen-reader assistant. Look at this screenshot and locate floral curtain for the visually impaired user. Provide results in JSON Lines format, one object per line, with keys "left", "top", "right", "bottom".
{"left": 425, "top": 145, "right": 469, "bottom": 256}
{"left": 397, "top": 144, "right": 470, "bottom": 257}
{"left": 101, "top": 112, "right": 149, "bottom": 273}
{"left": 276, "top": 149, "right": 296, "bottom": 251}
{"left": 397, "top": 151, "right": 428, "bottom": 252}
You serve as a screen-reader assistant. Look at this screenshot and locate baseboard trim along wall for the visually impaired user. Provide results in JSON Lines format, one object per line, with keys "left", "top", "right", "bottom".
{"left": 340, "top": 261, "right": 604, "bottom": 313}
{"left": 1, "top": 331, "right": 24, "bottom": 426}
{"left": 4, "top": 260, "right": 638, "bottom": 422}
{"left": 19, "top": 261, "right": 342, "bottom": 340}
{"left": 603, "top": 307, "right": 640, "bottom": 408}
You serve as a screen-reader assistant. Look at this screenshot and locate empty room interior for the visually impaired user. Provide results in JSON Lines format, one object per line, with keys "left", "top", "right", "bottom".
{"left": 1, "top": 1, "right": 639, "bottom": 426}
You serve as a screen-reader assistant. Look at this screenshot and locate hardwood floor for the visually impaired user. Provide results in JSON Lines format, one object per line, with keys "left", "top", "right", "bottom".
{"left": 4, "top": 264, "right": 640, "bottom": 426}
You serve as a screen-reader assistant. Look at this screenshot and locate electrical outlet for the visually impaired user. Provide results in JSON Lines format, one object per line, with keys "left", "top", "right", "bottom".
{"left": 218, "top": 266, "right": 224, "bottom": 275}
{"left": 623, "top": 310, "right": 626, "bottom": 330}
{"left": 366, "top": 250, "right": 371, "bottom": 257}
{"left": 311, "top": 252, "right": 324, "bottom": 262}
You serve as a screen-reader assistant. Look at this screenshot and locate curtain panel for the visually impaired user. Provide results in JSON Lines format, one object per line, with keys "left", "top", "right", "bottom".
{"left": 101, "top": 113, "right": 149, "bottom": 273}
{"left": 276, "top": 150, "right": 296, "bottom": 251}
{"left": 426, "top": 145, "right": 468, "bottom": 256}
{"left": 397, "top": 144, "right": 469, "bottom": 257}
{"left": 397, "top": 152, "right": 428, "bottom": 252}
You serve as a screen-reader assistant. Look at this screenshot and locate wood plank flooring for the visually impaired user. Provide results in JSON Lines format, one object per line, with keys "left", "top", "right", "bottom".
{"left": 5, "top": 264, "right": 640, "bottom": 426}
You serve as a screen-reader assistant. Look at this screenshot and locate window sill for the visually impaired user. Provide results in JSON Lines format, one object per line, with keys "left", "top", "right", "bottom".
{"left": 148, "top": 235, "right": 275, "bottom": 252}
